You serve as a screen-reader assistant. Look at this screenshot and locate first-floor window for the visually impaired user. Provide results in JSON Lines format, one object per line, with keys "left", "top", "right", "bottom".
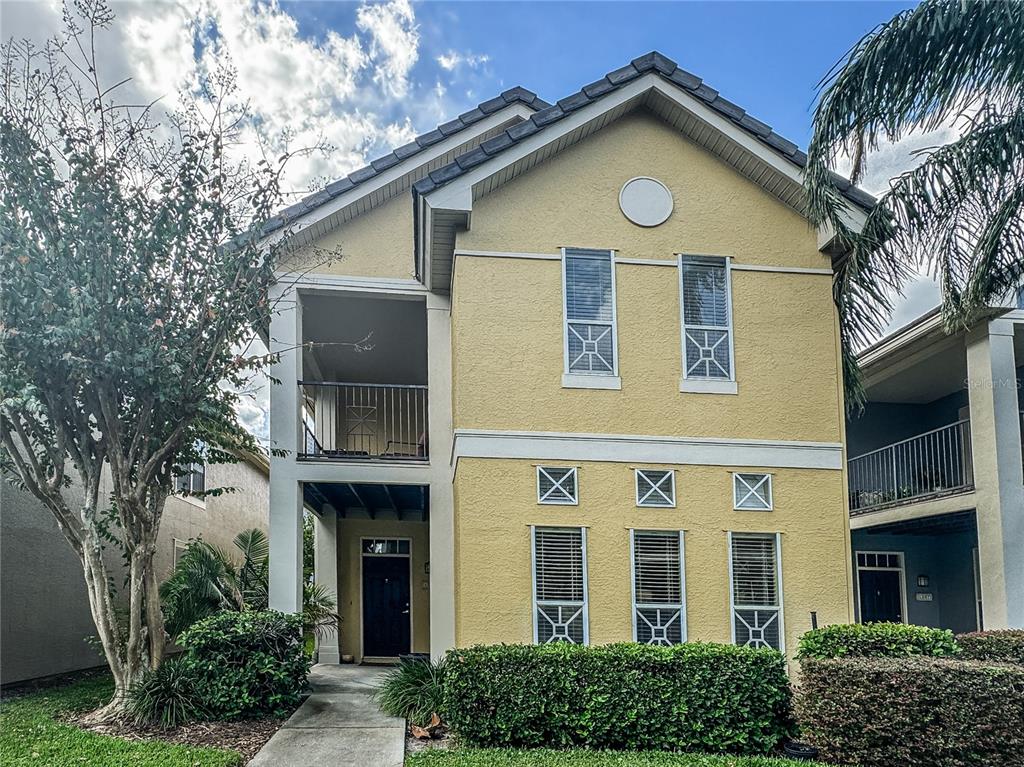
{"left": 729, "top": 532, "right": 783, "bottom": 650}
{"left": 631, "top": 530, "right": 686, "bottom": 645}
{"left": 174, "top": 462, "right": 206, "bottom": 495}
{"left": 532, "top": 526, "right": 588, "bottom": 644}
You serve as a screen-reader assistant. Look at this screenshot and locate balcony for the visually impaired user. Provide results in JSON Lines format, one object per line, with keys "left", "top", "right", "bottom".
{"left": 300, "top": 382, "right": 428, "bottom": 462}
{"left": 848, "top": 420, "right": 973, "bottom": 515}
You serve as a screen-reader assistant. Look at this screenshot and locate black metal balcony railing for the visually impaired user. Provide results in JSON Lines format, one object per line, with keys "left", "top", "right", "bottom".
{"left": 299, "top": 381, "right": 428, "bottom": 461}
{"left": 848, "top": 419, "right": 973, "bottom": 515}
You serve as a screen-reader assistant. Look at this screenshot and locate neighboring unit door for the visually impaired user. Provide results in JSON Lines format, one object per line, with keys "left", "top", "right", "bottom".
{"left": 362, "top": 556, "right": 411, "bottom": 657}
{"left": 858, "top": 569, "right": 903, "bottom": 623}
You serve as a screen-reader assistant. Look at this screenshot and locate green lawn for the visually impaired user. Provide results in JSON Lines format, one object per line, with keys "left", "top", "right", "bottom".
{"left": 0, "top": 675, "right": 241, "bottom": 767}
{"left": 407, "top": 749, "right": 816, "bottom": 767}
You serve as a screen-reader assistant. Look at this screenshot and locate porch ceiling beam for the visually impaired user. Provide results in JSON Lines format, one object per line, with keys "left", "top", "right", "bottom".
{"left": 382, "top": 485, "right": 401, "bottom": 520}
{"left": 347, "top": 483, "right": 376, "bottom": 519}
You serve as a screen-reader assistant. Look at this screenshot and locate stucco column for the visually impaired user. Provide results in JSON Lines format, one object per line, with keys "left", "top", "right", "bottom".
{"left": 427, "top": 293, "right": 456, "bottom": 658}
{"left": 269, "top": 285, "right": 304, "bottom": 614}
{"left": 314, "top": 504, "right": 340, "bottom": 663}
{"left": 966, "top": 318, "right": 1024, "bottom": 629}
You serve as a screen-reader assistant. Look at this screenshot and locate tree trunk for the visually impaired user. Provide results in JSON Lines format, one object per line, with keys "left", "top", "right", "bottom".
{"left": 77, "top": 512, "right": 167, "bottom": 722}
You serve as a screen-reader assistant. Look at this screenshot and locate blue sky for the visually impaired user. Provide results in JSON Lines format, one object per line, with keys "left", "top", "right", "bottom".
{"left": 282, "top": 0, "right": 914, "bottom": 149}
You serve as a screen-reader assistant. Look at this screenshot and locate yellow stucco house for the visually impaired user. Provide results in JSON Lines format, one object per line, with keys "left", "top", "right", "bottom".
{"left": 265, "top": 52, "right": 876, "bottom": 664}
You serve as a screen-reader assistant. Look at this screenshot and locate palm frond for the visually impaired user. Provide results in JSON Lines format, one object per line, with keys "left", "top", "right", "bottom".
{"left": 804, "top": 0, "right": 1024, "bottom": 409}
{"left": 302, "top": 582, "right": 340, "bottom": 640}
{"left": 159, "top": 539, "right": 244, "bottom": 637}
{"left": 233, "top": 528, "right": 270, "bottom": 608}
{"left": 808, "top": 0, "right": 1024, "bottom": 190}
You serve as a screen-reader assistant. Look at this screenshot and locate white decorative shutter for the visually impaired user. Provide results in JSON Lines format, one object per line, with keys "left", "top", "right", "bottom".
{"left": 533, "top": 527, "right": 588, "bottom": 644}
{"left": 730, "top": 533, "right": 782, "bottom": 650}
{"left": 632, "top": 530, "right": 685, "bottom": 645}
{"left": 635, "top": 469, "right": 675, "bottom": 507}
{"left": 537, "top": 466, "right": 578, "bottom": 504}
{"left": 734, "top": 473, "right": 773, "bottom": 510}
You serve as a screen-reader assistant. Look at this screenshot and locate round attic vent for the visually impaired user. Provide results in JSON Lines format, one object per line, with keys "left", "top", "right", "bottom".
{"left": 619, "top": 177, "right": 673, "bottom": 227}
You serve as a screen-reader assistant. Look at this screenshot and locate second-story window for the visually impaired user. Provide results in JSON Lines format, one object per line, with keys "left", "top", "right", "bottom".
{"left": 679, "top": 255, "right": 735, "bottom": 387}
{"left": 563, "top": 248, "right": 617, "bottom": 378}
{"left": 174, "top": 462, "right": 206, "bottom": 496}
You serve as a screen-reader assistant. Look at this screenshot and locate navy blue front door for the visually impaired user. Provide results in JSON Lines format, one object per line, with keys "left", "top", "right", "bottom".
{"left": 362, "top": 556, "right": 411, "bottom": 657}
{"left": 859, "top": 569, "right": 903, "bottom": 623}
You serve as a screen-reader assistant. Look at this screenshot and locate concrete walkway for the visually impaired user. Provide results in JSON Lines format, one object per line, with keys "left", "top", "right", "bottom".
{"left": 248, "top": 664, "right": 404, "bottom": 767}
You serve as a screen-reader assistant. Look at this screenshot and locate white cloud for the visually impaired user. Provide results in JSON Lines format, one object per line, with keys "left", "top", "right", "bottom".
{"left": 437, "top": 50, "right": 489, "bottom": 72}
{"left": 356, "top": 0, "right": 419, "bottom": 98}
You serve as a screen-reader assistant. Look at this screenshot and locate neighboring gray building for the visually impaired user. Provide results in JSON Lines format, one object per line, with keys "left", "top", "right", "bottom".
{"left": 1, "top": 454, "right": 269, "bottom": 685}
{"left": 846, "top": 305, "right": 1023, "bottom": 633}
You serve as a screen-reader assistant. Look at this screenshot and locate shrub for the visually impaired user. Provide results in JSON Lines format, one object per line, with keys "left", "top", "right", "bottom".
{"left": 377, "top": 656, "right": 447, "bottom": 726}
{"left": 177, "top": 610, "right": 310, "bottom": 720}
{"left": 443, "top": 642, "right": 792, "bottom": 754}
{"left": 796, "top": 622, "right": 957, "bottom": 660}
{"left": 126, "top": 656, "right": 206, "bottom": 728}
{"left": 796, "top": 656, "right": 1024, "bottom": 766}
{"left": 956, "top": 629, "right": 1024, "bottom": 664}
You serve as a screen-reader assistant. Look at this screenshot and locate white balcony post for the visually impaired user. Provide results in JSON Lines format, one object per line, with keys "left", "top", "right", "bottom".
{"left": 427, "top": 292, "right": 456, "bottom": 659}
{"left": 966, "top": 318, "right": 1024, "bottom": 629}
{"left": 269, "top": 285, "right": 304, "bottom": 614}
{"left": 314, "top": 504, "right": 340, "bottom": 663}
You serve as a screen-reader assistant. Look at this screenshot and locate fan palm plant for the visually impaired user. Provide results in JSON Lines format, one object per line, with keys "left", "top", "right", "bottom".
{"left": 804, "top": 0, "right": 1024, "bottom": 405}
{"left": 161, "top": 528, "right": 339, "bottom": 641}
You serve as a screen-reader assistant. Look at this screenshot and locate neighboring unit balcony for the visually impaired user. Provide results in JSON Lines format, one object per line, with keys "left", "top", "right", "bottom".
{"left": 300, "top": 381, "right": 428, "bottom": 462}
{"left": 847, "top": 420, "right": 973, "bottom": 515}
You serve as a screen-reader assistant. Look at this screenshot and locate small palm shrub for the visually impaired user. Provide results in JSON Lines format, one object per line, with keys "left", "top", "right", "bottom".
{"left": 126, "top": 656, "right": 206, "bottom": 728}
{"left": 377, "top": 656, "right": 447, "bottom": 726}
{"left": 797, "top": 622, "right": 958, "bottom": 660}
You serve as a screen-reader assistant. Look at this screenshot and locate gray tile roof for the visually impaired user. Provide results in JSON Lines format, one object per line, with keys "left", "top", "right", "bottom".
{"left": 260, "top": 87, "right": 550, "bottom": 235}
{"left": 412, "top": 51, "right": 875, "bottom": 211}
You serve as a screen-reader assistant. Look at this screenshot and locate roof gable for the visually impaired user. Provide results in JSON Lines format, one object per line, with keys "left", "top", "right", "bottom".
{"left": 414, "top": 52, "right": 874, "bottom": 211}
{"left": 262, "top": 86, "right": 549, "bottom": 245}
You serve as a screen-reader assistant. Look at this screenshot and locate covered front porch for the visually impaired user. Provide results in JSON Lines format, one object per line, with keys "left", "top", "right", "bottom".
{"left": 851, "top": 510, "right": 981, "bottom": 634}
{"left": 306, "top": 481, "right": 431, "bottom": 664}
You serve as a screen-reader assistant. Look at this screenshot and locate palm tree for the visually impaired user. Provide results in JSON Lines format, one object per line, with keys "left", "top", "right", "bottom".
{"left": 804, "top": 0, "right": 1023, "bottom": 403}
{"left": 161, "top": 528, "right": 340, "bottom": 642}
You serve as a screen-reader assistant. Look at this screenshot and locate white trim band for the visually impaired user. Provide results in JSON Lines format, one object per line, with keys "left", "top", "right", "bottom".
{"left": 453, "top": 429, "right": 843, "bottom": 470}
{"left": 454, "top": 249, "right": 562, "bottom": 262}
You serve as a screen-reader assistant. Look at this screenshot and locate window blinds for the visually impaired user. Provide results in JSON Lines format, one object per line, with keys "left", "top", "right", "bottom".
{"left": 564, "top": 249, "right": 615, "bottom": 375}
{"left": 730, "top": 533, "right": 782, "bottom": 650}
{"left": 632, "top": 530, "right": 685, "bottom": 645}
{"left": 533, "top": 527, "right": 588, "bottom": 644}
{"left": 680, "top": 256, "right": 732, "bottom": 380}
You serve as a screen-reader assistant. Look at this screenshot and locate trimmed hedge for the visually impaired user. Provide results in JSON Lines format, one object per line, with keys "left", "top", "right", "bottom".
{"left": 443, "top": 642, "right": 792, "bottom": 754}
{"left": 177, "top": 610, "right": 310, "bottom": 720}
{"left": 796, "top": 622, "right": 958, "bottom": 660}
{"left": 796, "top": 656, "right": 1024, "bottom": 766}
{"left": 957, "top": 629, "right": 1024, "bottom": 664}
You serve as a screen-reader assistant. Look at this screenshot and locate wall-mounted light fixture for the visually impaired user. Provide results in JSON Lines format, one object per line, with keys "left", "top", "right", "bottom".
{"left": 917, "top": 575, "right": 929, "bottom": 588}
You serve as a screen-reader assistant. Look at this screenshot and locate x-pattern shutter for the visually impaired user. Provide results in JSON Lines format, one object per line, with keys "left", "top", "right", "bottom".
{"left": 564, "top": 249, "right": 616, "bottom": 375}
{"left": 734, "top": 473, "right": 772, "bottom": 510}
{"left": 533, "top": 527, "right": 588, "bottom": 644}
{"left": 730, "top": 533, "right": 782, "bottom": 650}
{"left": 537, "top": 466, "right": 577, "bottom": 504}
{"left": 632, "top": 530, "right": 685, "bottom": 645}
{"left": 636, "top": 470, "right": 675, "bottom": 507}
{"left": 680, "top": 256, "right": 732, "bottom": 380}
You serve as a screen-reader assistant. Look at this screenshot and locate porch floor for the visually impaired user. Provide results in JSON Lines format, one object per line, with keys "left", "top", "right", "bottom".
{"left": 248, "top": 664, "right": 404, "bottom": 767}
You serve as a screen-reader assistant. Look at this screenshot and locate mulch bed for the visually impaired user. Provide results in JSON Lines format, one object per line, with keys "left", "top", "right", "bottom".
{"left": 406, "top": 728, "right": 453, "bottom": 755}
{"left": 70, "top": 714, "right": 285, "bottom": 763}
